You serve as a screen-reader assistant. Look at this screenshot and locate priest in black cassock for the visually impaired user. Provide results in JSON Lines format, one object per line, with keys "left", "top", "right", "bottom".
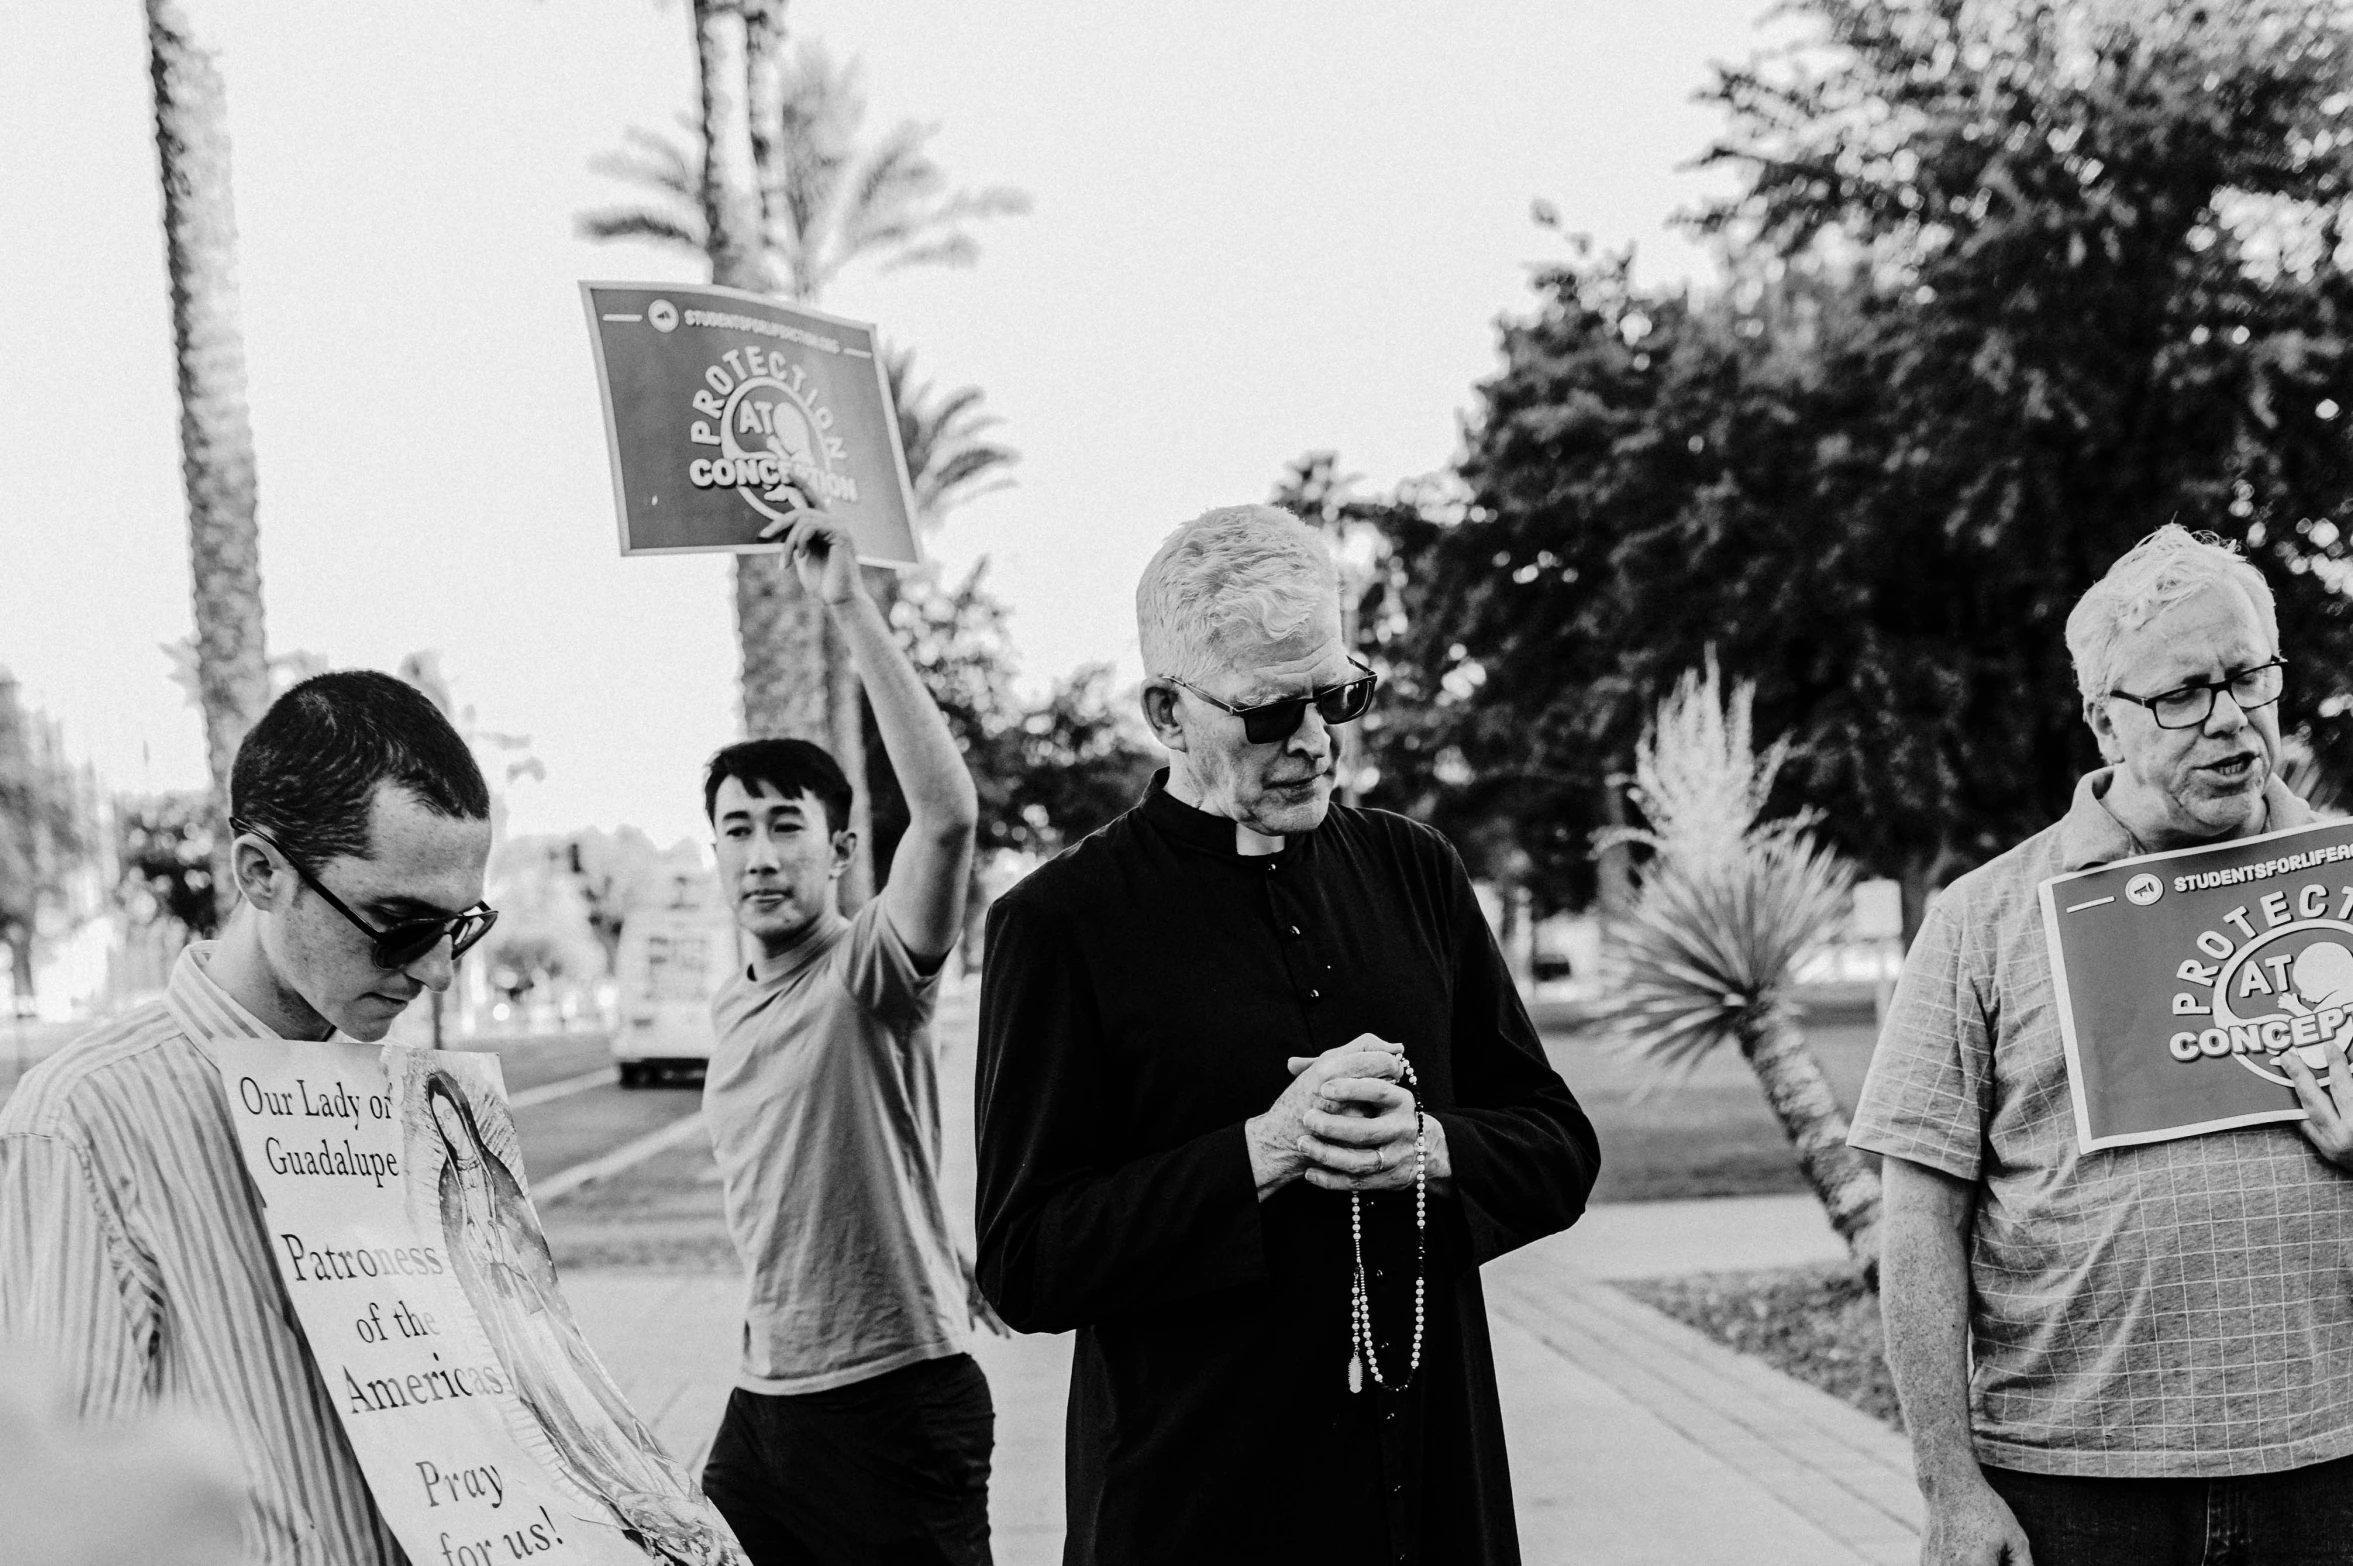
{"left": 975, "top": 503, "right": 1600, "bottom": 1566}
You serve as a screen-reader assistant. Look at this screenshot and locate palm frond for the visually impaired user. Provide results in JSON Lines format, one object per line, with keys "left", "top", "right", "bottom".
{"left": 587, "top": 124, "right": 699, "bottom": 197}
{"left": 582, "top": 38, "right": 1027, "bottom": 305}
{"left": 927, "top": 186, "right": 1034, "bottom": 224}
{"left": 880, "top": 342, "right": 1020, "bottom": 527}
{"left": 574, "top": 209, "right": 702, "bottom": 248}
{"left": 879, "top": 235, "right": 982, "bottom": 273}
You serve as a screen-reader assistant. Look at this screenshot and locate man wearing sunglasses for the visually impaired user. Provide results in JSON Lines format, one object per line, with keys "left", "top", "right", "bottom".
{"left": 1855, "top": 526, "right": 2353, "bottom": 1566}
{"left": 975, "top": 504, "right": 1599, "bottom": 1565}
{"left": 0, "top": 669, "right": 493, "bottom": 1563}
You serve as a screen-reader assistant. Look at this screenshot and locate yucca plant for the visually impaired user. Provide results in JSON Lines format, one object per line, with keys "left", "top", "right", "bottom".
{"left": 1596, "top": 658, "right": 1883, "bottom": 1284}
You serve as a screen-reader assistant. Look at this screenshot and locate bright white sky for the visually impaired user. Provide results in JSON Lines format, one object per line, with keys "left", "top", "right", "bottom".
{"left": 2, "top": 0, "right": 1779, "bottom": 849}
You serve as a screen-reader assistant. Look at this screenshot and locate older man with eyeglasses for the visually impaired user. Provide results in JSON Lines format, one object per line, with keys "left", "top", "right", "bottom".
{"left": 1854, "top": 525, "right": 2353, "bottom": 1566}
{"left": 974, "top": 504, "right": 1599, "bottom": 1566}
{"left": 0, "top": 670, "right": 495, "bottom": 1564}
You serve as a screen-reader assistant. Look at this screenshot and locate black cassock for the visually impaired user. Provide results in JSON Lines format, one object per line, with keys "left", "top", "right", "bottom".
{"left": 975, "top": 774, "right": 1599, "bottom": 1566}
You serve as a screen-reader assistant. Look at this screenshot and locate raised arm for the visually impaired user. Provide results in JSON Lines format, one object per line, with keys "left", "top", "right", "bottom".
{"left": 776, "top": 510, "right": 978, "bottom": 966}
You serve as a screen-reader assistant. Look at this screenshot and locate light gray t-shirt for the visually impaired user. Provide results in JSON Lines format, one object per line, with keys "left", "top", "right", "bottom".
{"left": 704, "top": 899, "right": 968, "bottom": 1394}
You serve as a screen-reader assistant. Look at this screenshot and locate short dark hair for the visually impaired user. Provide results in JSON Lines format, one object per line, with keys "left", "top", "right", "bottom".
{"left": 703, "top": 738, "right": 852, "bottom": 834}
{"left": 230, "top": 670, "right": 491, "bottom": 870}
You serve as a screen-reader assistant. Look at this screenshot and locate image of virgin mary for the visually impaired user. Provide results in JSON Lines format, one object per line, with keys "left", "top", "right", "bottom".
{"left": 420, "top": 1071, "right": 743, "bottom": 1566}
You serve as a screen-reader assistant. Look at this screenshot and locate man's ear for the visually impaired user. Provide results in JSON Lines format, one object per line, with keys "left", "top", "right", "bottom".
{"left": 2085, "top": 696, "right": 2125, "bottom": 766}
{"left": 1141, "top": 682, "right": 1189, "bottom": 754}
{"left": 829, "top": 829, "right": 857, "bottom": 879}
{"left": 232, "top": 836, "right": 283, "bottom": 913}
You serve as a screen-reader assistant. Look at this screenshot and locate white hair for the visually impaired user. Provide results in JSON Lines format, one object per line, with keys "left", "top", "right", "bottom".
{"left": 2065, "top": 525, "right": 2279, "bottom": 702}
{"left": 1136, "top": 504, "right": 1339, "bottom": 685}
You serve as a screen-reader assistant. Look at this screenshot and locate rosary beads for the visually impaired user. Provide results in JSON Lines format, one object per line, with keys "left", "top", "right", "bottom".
{"left": 1347, "top": 1058, "right": 1426, "bottom": 1395}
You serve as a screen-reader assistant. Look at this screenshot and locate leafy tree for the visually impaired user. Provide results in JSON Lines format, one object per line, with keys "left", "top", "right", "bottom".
{"left": 862, "top": 563, "right": 1157, "bottom": 888}
{"left": 0, "top": 674, "right": 97, "bottom": 1007}
{"left": 1264, "top": 456, "right": 1597, "bottom": 909}
{"left": 884, "top": 345, "right": 1020, "bottom": 526}
{"left": 144, "top": 0, "right": 270, "bottom": 923}
{"left": 993, "top": 665, "right": 1164, "bottom": 856}
{"left": 534, "top": 826, "right": 674, "bottom": 976}
{"left": 1430, "top": 0, "right": 2353, "bottom": 926}
{"left": 476, "top": 848, "right": 603, "bottom": 1003}
{"left": 116, "top": 791, "right": 220, "bottom": 940}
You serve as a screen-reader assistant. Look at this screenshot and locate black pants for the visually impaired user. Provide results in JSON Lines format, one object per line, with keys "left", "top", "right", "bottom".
{"left": 702, "top": 1354, "right": 994, "bottom": 1566}
{"left": 1987, "top": 1454, "right": 2353, "bottom": 1565}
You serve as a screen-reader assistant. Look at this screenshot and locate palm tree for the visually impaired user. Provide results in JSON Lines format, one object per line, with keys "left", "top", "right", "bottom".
{"left": 1594, "top": 658, "right": 1884, "bottom": 1283}
{"left": 582, "top": 42, "right": 1029, "bottom": 305}
{"left": 144, "top": 0, "right": 269, "bottom": 924}
{"left": 582, "top": 30, "right": 1025, "bottom": 902}
{"left": 883, "top": 346, "right": 1020, "bottom": 527}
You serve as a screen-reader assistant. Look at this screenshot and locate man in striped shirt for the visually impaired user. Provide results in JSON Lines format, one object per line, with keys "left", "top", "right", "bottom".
{"left": 0, "top": 670, "right": 496, "bottom": 1564}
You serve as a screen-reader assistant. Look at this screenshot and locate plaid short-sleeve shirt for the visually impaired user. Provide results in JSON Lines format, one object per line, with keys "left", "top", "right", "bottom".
{"left": 1851, "top": 767, "right": 2353, "bottom": 1478}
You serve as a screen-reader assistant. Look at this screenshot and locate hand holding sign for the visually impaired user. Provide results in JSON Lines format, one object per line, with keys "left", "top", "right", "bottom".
{"left": 2280, "top": 1042, "right": 2353, "bottom": 1169}
{"left": 761, "top": 508, "right": 863, "bottom": 607}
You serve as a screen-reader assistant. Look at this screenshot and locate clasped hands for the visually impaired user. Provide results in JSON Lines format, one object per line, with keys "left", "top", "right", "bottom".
{"left": 1245, "top": 1033, "right": 1449, "bottom": 1200}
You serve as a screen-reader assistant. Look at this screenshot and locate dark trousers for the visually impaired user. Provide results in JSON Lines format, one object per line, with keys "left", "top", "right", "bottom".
{"left": 702, "top": 1353, "right": 994, "bottom": 1566}
{"left": 1987, "top": 1454, "right": 2353, "bottom": 1565}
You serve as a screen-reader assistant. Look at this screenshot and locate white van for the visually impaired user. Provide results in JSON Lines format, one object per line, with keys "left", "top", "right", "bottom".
{"left": 611, "top": 865, "right": 738, "bottom": 1087}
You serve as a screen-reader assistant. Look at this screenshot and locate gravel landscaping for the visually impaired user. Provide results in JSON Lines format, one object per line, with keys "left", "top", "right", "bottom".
{"left": 1618, "top": 1262, "right": 1903, "bottom": 1430}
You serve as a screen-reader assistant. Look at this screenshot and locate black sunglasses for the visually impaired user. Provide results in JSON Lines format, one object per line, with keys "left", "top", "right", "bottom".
{"left": 1161, "top": 655, "right": 1380, "bottom": 745}
{"left": 230, "top": 817, "right": 498, "bottom": 971}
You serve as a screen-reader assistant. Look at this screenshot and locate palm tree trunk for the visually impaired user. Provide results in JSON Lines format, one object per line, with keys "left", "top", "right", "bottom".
{"left": 146, "top": 0, "right": 269, "bottom": 927}
{"left": 696, "top": 0, "right": 843, "bottom": 810}
{"left": 731, "top": 0, "right": 829, "bottom": 746}
{"left": 1735, "top": 1005, "right": 1884, "bottom": 1286}
{"left": 5, "top": 928, "right": 33, "bottom": 1012}
{"left": 737, "top": 0, "right": 876, "bottom": 902}
{"left": 734, "top": 554, "right": 827, "bottom": 736}
{"left": 693, "top": 0, "right": 763, "bottom": 293}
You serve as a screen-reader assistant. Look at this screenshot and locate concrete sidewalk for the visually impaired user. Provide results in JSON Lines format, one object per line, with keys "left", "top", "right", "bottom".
{"left": 566, "top": 1194, "right": 1919, "bottom": 1566}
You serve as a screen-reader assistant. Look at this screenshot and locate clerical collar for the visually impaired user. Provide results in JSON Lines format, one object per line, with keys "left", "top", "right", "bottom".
{"left": 1140, "top": 769, "right": 1310, "bottom": 860}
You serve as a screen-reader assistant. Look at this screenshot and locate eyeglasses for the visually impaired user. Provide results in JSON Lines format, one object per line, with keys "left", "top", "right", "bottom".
{"left": 1159, "top": 655, "right": 1380, "bottom": 745}
{"left": 230, "top": 817, "right": 498, "bottom": 971}
{"left": 2108, "top": 658, "right": 2288, "bottom": 731}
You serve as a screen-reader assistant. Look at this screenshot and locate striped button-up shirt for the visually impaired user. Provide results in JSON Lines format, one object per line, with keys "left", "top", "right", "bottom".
{"left": 1852, "top": 768, "right": 2353, "bottom": 1477}
{"left": 0, "top": 944, "right": 404, "bottom": 1563}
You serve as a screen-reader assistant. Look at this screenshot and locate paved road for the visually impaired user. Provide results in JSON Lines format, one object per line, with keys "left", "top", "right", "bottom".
{"left": 477, "top": 1036, "right": 705, "bottom": 1181}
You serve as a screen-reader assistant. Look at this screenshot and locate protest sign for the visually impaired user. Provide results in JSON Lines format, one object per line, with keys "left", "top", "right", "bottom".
{"left": 2042, "top": 818, "right": 2353, "bottom": 1151}
{"left": 209, "top": 1037, "right": 747, "bottom": 1566}
{"left": 580, "top": 281, "right": 921, "bottom": 567}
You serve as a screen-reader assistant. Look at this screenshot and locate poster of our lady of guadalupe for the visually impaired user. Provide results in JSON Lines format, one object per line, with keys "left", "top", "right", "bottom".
{"left": 209, "top": 1035, "right": 748, "bottom": 1566}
